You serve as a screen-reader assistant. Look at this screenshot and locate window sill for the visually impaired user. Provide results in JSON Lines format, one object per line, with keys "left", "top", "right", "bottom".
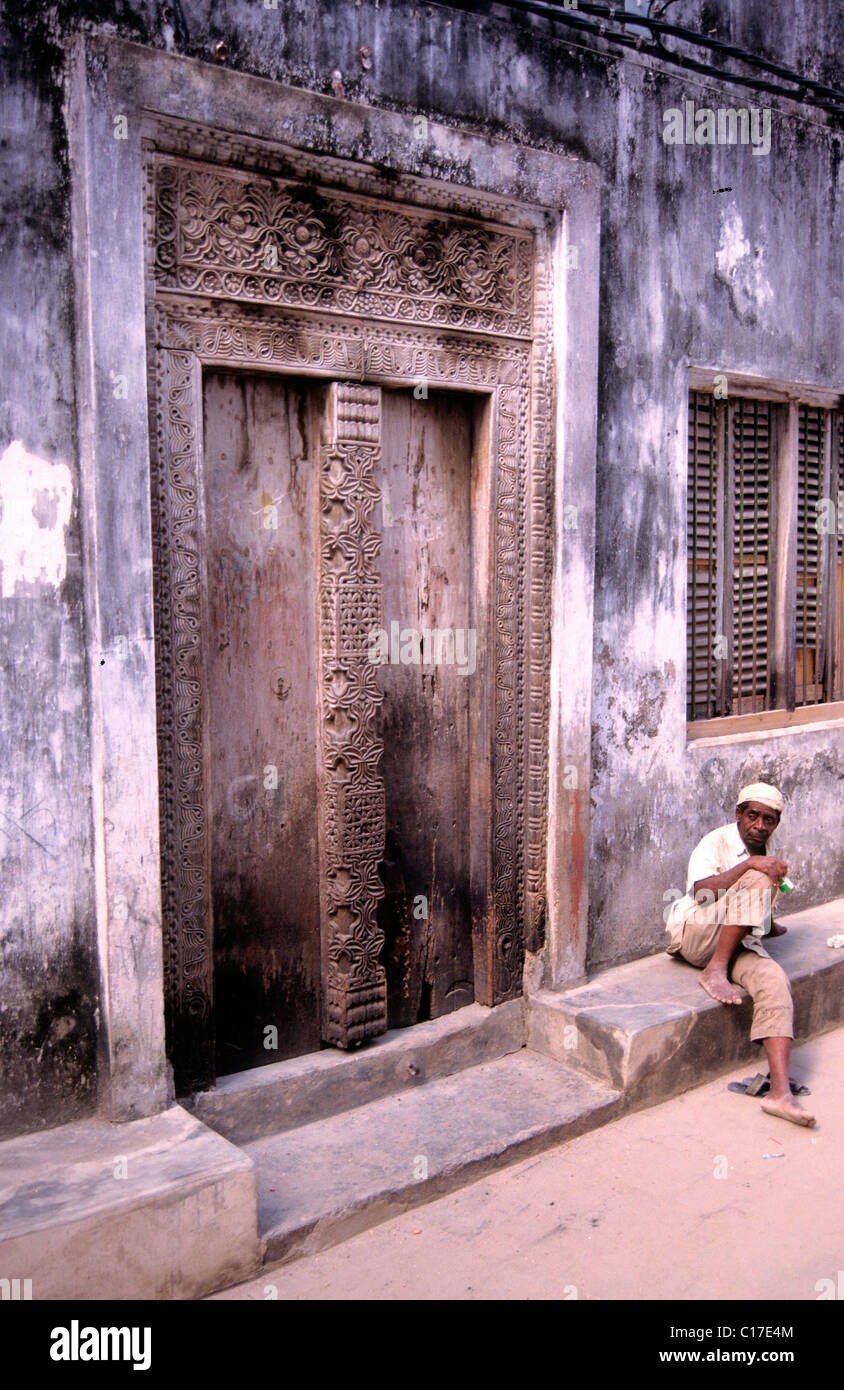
{"left": 687, "top": 701, "right": 844, "bottom": 746}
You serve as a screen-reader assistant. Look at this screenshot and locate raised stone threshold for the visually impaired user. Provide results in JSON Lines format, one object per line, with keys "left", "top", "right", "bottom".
{"left": 185, "top": 999, "right": 525, "bottom": 1145}
{"left": 3, "top": 898, "right": 841, "bottom": 1297}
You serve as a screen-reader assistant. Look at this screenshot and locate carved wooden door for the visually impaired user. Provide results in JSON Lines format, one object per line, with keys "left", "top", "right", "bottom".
{"left": 194, "top": 371, "right": 487, "bottom": 1078}
{"left": 149, "top": 140, "right": 551, "bottom": 1096}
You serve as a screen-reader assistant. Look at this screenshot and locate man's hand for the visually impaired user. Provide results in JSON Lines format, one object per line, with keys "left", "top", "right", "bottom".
{"left": 748, "top": 854, "right": 788, "bottom": 886}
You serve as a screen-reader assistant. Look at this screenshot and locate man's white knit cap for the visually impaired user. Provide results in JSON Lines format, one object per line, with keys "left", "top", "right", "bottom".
{"left": 736, "top": 782, "right": 784, "bottom": 814}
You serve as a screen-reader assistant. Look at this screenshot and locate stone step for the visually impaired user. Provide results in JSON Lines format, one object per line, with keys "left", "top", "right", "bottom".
{"left": 0, "top": 1106, "right": 259, "bottom": 1300}
{"left": 245, "top": 1049, "right": 620, "bottom": 1266}
{"left": 527, "top": 897, "right": 844, "bottom": 1108}
{"left": 186, "top": 999, "right": 523, "bottom": 1145}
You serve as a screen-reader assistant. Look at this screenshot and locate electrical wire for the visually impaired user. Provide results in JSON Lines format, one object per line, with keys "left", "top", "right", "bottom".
{"left": 440, "top": 0, "right": 844, "bottom": 120}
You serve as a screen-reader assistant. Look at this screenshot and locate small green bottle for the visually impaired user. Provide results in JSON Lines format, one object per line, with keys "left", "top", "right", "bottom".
{"left": 779, "top": 876, "right": 795, "bottom": 893}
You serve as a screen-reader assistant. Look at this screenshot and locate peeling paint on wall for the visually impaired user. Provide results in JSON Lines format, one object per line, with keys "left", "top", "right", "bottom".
{"left": 715, "top": 205, "right": 774, "bottom": 324}
{"left": 0, "top": 441, "right": 73, "bottom": 598}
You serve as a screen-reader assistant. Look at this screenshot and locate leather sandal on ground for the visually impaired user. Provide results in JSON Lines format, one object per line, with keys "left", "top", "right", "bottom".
{"left": 727, "top": 1072, "right": 810, "bottom": 1097}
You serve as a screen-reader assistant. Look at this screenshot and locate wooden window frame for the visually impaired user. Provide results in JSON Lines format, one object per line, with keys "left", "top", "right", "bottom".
{"left": 686, "top": 373, "right": 844, "bottom": 739}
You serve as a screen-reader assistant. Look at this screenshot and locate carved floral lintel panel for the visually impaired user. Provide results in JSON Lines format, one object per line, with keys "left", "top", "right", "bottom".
{"left": 153, "top": 157, "right": 534, "bottom": 338}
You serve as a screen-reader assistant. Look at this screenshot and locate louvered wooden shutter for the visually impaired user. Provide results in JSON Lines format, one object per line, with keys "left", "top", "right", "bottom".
{"left": 730, "top": 399, "right": 772, "bottom": 713}
{"left": 687, "top": 393, "right": 721, "bottom": 719}
{"left": 795, "top": 406, "right": 825, "bottom": 705}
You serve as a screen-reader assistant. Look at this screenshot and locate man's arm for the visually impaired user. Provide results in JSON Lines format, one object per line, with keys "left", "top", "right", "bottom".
{"left": 693, "top": 854, "right": 787, "bottom": 901}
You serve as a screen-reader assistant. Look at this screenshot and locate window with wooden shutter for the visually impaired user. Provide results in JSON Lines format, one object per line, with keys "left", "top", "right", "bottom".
{"left": 686, "top": 383, "right": 844, "bottom": 732}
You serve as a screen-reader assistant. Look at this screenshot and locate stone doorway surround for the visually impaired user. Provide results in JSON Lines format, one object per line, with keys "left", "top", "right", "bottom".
{"left": 149, "top": 127, "right": 562, "bottom": 1090}
{"left": 68, "top": 34, "right": 600, "bottom": 1123}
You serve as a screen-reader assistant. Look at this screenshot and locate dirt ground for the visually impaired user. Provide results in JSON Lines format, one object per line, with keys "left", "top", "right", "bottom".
{"left": 211, "top": 1025, "right": 844, "bottom": 1301}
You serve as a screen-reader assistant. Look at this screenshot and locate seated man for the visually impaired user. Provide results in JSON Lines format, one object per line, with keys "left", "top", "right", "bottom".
{"left": 665, "top": 782, "right": 814, "bottom": 1128}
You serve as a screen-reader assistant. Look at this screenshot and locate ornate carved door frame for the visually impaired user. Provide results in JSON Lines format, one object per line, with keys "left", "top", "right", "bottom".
{"left": 145, "top": 122, "right": 555, "bottom": 1092}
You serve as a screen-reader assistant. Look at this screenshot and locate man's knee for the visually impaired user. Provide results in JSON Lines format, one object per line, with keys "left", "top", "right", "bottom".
{"left": 735, "top": 867, "right": 772, "bottom": 890}
{"left": 737, "top": 955, "right": 791, "bottom": 1002}
{"left": 724, "top": 872, "right": 775, "bottom": 929}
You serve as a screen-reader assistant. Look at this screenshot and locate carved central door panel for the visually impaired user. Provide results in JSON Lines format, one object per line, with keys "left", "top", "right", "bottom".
{"left": 148, "top": 136, "right": 552, "bottom": 1095}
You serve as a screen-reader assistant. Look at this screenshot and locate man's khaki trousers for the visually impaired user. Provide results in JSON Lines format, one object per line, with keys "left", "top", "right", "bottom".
{"left": 677, "top": 868, "right": 794, "bottom": 1041}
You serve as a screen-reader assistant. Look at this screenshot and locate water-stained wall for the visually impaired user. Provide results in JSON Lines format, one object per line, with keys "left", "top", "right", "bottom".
{"left": 0, "top": 10, "right": 100, "bottom": 1138}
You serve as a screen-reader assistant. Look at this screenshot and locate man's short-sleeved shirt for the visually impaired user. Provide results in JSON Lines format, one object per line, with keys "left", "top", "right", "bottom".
{"left": 665, "top": 821, "right": 774, "bottom": 956}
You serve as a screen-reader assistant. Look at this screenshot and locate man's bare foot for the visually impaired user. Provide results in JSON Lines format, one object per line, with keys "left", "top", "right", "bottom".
{"left": 699, "top": 967, "right": 744, "bottom": 1005}
{"left": 761, "top": 1093, "right": 816, "bottom": 1127}
{"left": 769, "top": 920, "right": 788, "bottom": 937}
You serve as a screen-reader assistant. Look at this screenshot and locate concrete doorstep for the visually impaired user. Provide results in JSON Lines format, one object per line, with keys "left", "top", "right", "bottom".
{"left": 246, "top": 1051, "right": 621, "bottom": 1267}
